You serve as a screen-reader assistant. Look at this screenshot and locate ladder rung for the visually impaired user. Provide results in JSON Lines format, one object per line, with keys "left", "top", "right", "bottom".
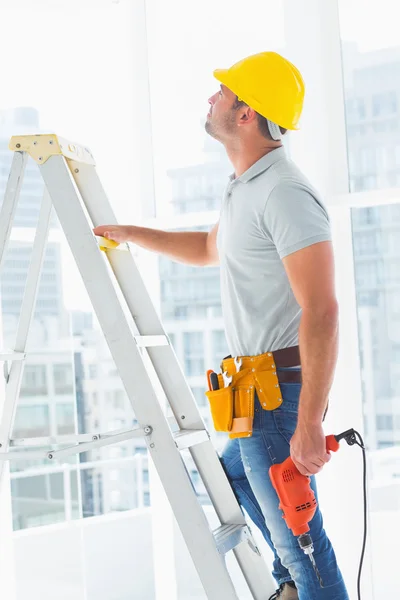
{"left": 10, "top": 433, "right": 97, "bottom": 447}
{"left": 0, "top": 351, "right": 25, "bottom": 361}
{"left": 9, "top": 427, "right": 141, "bottom": 447}
{"left": 0, "top": 450, "right": 49, "bottom": 461}
{"left": 213, "top": 524, "right": 252, "bottom": 555}
{"left": 134, "top": 335, "right": 169, "bottom": 347}
{"left": 1, "top": 427, "right": 153, "bottom": 463}
{"left": 173, "top": 429, "right": 209, "bottom": 451}
{"left": 46, "top": 426, "right": 151, "bottom": 460}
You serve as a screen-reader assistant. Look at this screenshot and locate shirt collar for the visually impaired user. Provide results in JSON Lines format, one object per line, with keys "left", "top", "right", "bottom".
{"left": 229, "top": 146, "right": 286, "bottom": 184}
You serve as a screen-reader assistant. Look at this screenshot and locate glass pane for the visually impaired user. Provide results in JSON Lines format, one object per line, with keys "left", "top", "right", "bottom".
{"left": 339, "top": 0, "right": 400, "bottom": 193}
{"left": 11, "top": 472, "right": 65, "bottom": 530}
{"left": 80, "top": 455, "right": 149, "bottom": 518}
{"left": 339, "top": 10, "right": 400, "bottom": 596}
{"left": 351, "top": 203, "right": 400, "bottom": 598}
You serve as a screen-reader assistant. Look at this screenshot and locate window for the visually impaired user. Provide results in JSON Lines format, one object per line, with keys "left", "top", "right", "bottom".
{"left": 372, "top": 91, "right": 397, "bottom": 117}
{"left": 212, "top": 330, "right": 228, "bottom": 368}
{"left": 183, "top": 332, "right": 204, "bottom": 376}
{"left": 376, "top": 147, "right": 388, "bottom": 171}
{"left": 394, "top": 145, "right": 400, "bottom": 167}
{"left": 353, "top": 232, "right": 377, "bottom": 255}
{"left": 56, "top": 403, "right": 75, "bottom": 435}
{"left": 113, "top": 390, "right": 126, "bottom": 410}
{"left": 346, "top": 97, "right": 366, "bottom": 121}
{"left": 13, "top": 405, "right": 50, "bottom": 437}
{"left": 359, "top": 147, "right": 376, "bottom": 174}
{"left": 191, "top": 386, "right": 207, "bottom": 407}
{"left": 53, "top": 364, "right": 74, "bottom": 394}
{"left": 88, "top": 364, "right": 97, "bottom": 379}
{"left": 20, "top": 365, "right": 47, "bottom": 396}
{"left": 355, "top": 263, "right": 378, "bottom": 288}
{"left": 376, "top": 415, "right": 394, "bottom": 431}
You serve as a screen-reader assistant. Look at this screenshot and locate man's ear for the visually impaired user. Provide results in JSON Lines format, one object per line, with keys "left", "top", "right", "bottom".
{"left": 238, "top": 106, "right": 257, "bottom": 126}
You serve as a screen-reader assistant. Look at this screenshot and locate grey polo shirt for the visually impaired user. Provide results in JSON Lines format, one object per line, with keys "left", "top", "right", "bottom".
{"left": 217, "top": 146, "right": 331, "bottom": 357}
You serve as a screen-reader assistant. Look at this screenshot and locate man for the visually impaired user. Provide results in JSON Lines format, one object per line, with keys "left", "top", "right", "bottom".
{"left": 94, "top": 52, "right": 348, "bottom": 599}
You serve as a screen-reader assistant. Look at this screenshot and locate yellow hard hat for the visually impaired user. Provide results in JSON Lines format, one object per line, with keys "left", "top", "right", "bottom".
{"left": 213, "top": 51, "right": 305, "bottom": 131}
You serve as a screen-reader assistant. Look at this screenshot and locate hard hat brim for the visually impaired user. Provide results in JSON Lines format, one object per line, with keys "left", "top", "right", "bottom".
{"left": 213, "top": 69, "right": 233, "bottom": 91}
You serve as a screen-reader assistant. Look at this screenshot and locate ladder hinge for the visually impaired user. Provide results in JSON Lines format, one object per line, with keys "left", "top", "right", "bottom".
{"left": 213, "top": 524, "right": 259, "bottom": 555}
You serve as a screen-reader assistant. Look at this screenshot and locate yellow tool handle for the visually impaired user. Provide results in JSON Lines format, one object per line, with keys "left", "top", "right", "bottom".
{"left": 95, "top": 235, "right": 129, "bottom": 252}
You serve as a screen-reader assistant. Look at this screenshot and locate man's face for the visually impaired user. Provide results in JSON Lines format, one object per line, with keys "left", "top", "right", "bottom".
{"left": 205, "top": 84, "right": 239, "bottom": 142}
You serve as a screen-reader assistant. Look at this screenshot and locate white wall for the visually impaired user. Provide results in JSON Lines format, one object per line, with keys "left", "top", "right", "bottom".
{"left": 14, "top": 510, "right": 155, "bottom": 600}
{"left": 13, "top": 506, "right": 276, "bottom": 600}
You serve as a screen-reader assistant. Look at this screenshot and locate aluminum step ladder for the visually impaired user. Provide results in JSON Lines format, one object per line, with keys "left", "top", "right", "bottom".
{"left": 0, "top": 134, "right": 275, "bottom": 599}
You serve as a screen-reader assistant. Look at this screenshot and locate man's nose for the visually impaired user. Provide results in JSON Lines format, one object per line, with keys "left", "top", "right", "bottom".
{"left": 208, "top": 92, "right": 218, "bottom": 105}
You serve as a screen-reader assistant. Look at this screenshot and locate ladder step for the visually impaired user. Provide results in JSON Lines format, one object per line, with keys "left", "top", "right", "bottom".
{"left": 213, "top": 524, "right": 252, "bottom": 555}
{"left": 134, "top": 335, "right": 169, "bottom": 347}
{"left": 0, "top": 351, "right": 25, "bottom": 361}
{"left": 173, "top": 429, "right": 209, "bottom": 450}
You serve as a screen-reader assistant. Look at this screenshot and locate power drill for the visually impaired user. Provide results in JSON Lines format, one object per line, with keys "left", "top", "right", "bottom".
{"left": 269, "top": 429, "right": 358, "bottom": 587}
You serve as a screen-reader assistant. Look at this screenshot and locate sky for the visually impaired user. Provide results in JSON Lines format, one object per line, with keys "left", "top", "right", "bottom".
{"left": 1, "top": 0, "right": 400, "bottom": 310}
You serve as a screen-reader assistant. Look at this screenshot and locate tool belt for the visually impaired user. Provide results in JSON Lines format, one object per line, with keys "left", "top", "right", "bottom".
{"left": 205, "top": 346, "right": 301, "bottom": 440}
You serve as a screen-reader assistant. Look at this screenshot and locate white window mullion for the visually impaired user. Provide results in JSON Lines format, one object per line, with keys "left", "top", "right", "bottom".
{"left": 283, "top": 1, "right": 373, "bottom": 598}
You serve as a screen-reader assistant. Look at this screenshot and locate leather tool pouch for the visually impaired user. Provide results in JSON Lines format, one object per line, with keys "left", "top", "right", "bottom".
{"left": 205, "top": 386, "right": 234, "bottom": 432}
{"left": 205, "top": 351, "right": 285, "bottom": 439}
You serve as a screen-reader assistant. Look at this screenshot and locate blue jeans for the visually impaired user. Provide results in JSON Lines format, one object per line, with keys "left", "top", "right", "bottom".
{"left": 220, "top": 374, "right": 348, "bottom": 600}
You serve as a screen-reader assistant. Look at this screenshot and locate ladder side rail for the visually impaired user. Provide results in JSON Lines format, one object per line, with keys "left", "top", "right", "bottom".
{"left": 0, "top": 152, "right": 28, "bottom": 270}
{"left": 0, "top": 189, "right": 52, "bottom": 481}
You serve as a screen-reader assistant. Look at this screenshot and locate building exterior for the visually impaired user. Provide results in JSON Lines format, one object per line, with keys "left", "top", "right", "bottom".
{"left": 344, "top": 43, "right": 400, "bottom": 451}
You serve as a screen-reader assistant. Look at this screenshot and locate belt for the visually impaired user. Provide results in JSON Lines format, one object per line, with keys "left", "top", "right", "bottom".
{"left": 222, "top": 345, "right": 302, "bottom": 384}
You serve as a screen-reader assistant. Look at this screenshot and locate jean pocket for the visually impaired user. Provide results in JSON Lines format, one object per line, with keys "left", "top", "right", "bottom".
{"left": 272, "top": 407, "right": 299, "bottom": 445}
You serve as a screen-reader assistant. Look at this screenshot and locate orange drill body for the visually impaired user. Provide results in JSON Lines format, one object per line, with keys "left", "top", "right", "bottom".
{"left": 269, "top": 435, "right": 340, "bottom": 537}
{"left": 269, "top": 458, "right": 318, "bottom": 536}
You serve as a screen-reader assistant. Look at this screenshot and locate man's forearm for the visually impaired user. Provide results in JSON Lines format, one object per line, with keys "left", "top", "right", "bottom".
{"left": 127, "top": 226, "right": 210, "bottom": 266}
{"left": 297, "top": 305, "right": 339, "bottom": 425}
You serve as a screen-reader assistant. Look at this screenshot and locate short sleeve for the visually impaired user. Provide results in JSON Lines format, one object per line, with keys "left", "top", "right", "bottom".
{"left": 262, "top": 181, "right": 332, "bottom": 259}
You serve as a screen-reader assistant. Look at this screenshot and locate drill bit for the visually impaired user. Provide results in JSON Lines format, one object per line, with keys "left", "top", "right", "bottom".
{"left": 308, "top": 552, "right": 324, "bottom": 588}
{"left": 297, "top": 533, "right": 324, "bottom": 588}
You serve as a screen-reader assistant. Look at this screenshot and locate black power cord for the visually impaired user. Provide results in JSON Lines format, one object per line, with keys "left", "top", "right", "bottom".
{"left": 335, "top": 429, "right": 367, "bottom": 600}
